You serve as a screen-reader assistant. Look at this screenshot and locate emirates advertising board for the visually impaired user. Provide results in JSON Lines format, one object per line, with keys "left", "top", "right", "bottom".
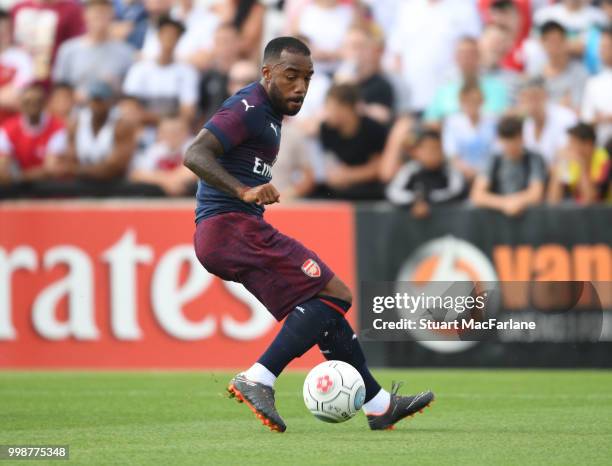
{"left": 0, "top": 201, "right": 355, "bottom": 369}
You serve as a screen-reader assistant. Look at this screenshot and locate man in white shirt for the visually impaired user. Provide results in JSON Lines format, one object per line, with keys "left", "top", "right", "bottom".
{"left": 519, "top": 77, "right": 577, "bottom": 165}
{"left": 388, "top": 0, "right": 481, "bottom": 113}
{"left": 123, "top": 16, "right": 198, "bottom": 125}
{"left": 581, "top": 27, "right": 612, "bottom": 146}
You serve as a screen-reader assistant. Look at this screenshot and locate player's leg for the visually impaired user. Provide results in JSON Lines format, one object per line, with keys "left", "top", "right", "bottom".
{"left": 316, "top": 276, "right": 435, "bottom": 430}
{"left": 313, "top": 276, "right": 391, "bottom": 414}
{"left": 229, "top": 295, "right": 347, "bottom": 432}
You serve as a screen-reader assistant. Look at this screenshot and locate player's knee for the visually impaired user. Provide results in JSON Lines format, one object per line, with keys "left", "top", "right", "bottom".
{"left": 321, "top": 278, "right": 353, "bottom": 306}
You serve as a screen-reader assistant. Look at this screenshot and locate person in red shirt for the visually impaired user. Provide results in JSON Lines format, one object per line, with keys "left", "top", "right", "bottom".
{"left": 10, "top": 0, "right": 85, "bottom": 81}
{"left": 0, "top": 9, "right": 34, "bottom": 125}
{"left": 480, "top": 0, "right": 533, "bottom": 71}
{"left": 0, "top": 82, "right": 68, "bottom": 184}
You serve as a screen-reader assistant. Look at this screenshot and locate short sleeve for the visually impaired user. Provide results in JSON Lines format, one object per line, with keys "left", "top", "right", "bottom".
{"left": 581, "top": 79, "right": 596, "bottom": 122}
{"left": 203, "top": 99, "right": 265, "bottom": 153}
{"left": 122, "top": 63, "right": 144, "bottom": 97}
{"left": 481, "top": 155, "right": 498, "bottom": 185}
{"left": 365, "top": 118, "right": 388, "bottom": 155}
{"left": 0, "top": 128, "right": 13, "bottom": 155}
{"left": 442, "top": 118, "right": 458, "bottom": 158}
{"left": 528, "top": 153, "right": 547, "bottom": 184}
{"left": 179, "top": 64, "right": 198, "bottom": 106}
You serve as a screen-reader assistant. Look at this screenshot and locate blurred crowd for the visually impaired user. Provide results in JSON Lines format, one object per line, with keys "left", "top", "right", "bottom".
{"left": 0, "top": 0, "right": 610, "bottom": 216}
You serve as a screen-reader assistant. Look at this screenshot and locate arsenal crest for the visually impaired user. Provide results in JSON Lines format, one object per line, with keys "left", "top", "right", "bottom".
{"left": 301, "top": 258, "right": 321, "bottom": 278}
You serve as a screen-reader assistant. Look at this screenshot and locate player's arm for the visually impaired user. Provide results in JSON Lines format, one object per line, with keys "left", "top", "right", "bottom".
{"left": 184, "top": 128, "right": 279, "bottom": 205}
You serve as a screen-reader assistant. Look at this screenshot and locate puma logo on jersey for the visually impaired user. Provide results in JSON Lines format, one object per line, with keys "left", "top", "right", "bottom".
{"left": 270, "top": 122, "right": 278, "bottom": 136}
{"left": 241, "top": 99, "right": 255, "bottom": 111}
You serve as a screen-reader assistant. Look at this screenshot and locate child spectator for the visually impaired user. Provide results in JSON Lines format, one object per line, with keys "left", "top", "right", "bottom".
{"left": 548, "top": 123, "right": 610, "bottom": 204}
{"left": 442, "top": 82, "right": 497, "bottom": 181}
{"left": 471, "top": 116, "right": 547, "bottom": 216}
{"left": 387, "top": 129, "right": 466, "bottom": 219}
{"left": 129, "top": 115, "right": 195, "bottom": 196}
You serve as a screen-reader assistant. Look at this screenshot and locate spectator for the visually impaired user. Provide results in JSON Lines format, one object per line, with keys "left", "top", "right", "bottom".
{"left": 197, "top": 24, "right": 242, "bottom": 123}
{"left": 227, "top": 60, "right": 259, "bottom": 96}
{"left": 53, "top": 0, "right": 135, "bottom": 101}
{"left": 123, "top": 16, "right": 198, "bottom": 125}
{"left": 65, "top": 80, "right": 135, "bottom": 181}
{"left": 484, "top": 0, "right": 530, "bottom": 72}
{"left": 548, "top": 123, "right": 611, "bottom": 204}
{"left": 519, "top": 77, "right": 577, "bottom": 165}
{"left": 442, "top": 82, "right": 497, "bottom": 181}
{"left": 387, "top": 128, "right": 465, "bottom": 218}
{"left": 0, "top": 8, "right": 33, "bottom": 125}
{"left": 10, "top": 0, "right": 85, "bottom": 81}
{"left": 533, "top": 20, "right": 588, "bottom": 111}
{"left": 47, "top": 82, "right": 75, "bottom": 121}
{"left": 290, "top": 34, "right": 332, "bottom": 137}
{"left": 0, "top": 83, "right": 67, "bottom": 185}
{"left": 140, "top": 0, "right": 219, "bottom": 67}
{"left": 272, "top": 120, "right": 316, "bottom": 200}
{"left": 471, "top": 116, "right": 547, "bottom": 216}
{"left": 425, "top": 37, "right": 509, "bottom": 124}
{"left": 379, "top": 115, "right": 418, "bottom": 183}
{"left": 581, "top": 27, "right": 612, "bottom": 146}
{"left": 335, "top": 24, "right": 394, "bottom": 125}
{"left": 129, "top": 115, "right": 195, "bottom": 195}
{"left": 534, "top": 0, "right": 607, "bottom": 54}
{"left": 389, "top": 0, "right": 481, "bottom": 113}
{"left": 292, "top": 0, "right": 355, "bottom": 75}
{"left": 583, "top": 0, "right": 612, "bottom": 75}
{"left": 479, "top": 23, "right": 521, "bottom": 103}
{"left": 116, "top": 94, "right": 156, "bottom": 161}
{"left": 213, "top": 0, "right": 265, "bottom": 62}
{"left": 110, "top": 0, "right": 148, "bottom": 49}
{"left": 317, "top": 83, "right": 387, "bottom": 200}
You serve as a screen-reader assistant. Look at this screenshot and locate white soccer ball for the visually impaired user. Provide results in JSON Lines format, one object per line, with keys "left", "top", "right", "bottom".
{"left": 303, "top": 360, "right": 366, "bottom": 423}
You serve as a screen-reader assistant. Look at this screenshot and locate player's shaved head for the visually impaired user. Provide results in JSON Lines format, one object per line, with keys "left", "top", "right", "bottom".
{"left": 263, "top": 36, "right": 311, "bottom": 65}
{"left": 261, "top": 36, "right": 313, "bottom": 116}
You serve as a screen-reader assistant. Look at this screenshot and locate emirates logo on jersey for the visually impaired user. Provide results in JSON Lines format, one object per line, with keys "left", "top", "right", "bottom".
{"left": 301, "top": 259, "right": 321, "bottom": 278}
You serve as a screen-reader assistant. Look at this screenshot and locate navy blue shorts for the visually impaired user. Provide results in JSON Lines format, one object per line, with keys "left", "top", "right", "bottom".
{"left": 194, "top": 212, "right": 335, "bottom": 321}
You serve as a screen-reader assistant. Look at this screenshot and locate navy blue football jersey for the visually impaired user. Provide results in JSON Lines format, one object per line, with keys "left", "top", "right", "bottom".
{"left": 195, "top": 82, "right": 283, "bottom": 222}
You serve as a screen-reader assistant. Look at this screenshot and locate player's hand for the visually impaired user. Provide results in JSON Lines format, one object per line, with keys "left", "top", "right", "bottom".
{"left": 240, "top": 183, "right": 280, "bottom": 205}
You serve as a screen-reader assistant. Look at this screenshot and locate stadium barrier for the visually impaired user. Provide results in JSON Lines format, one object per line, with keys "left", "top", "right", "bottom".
{"left": 357, "top": 204, "right": 612, "bottom": 367}
{"left": 0, "top": 200, "right": 354, "bottom": 369}
{"left": 0, "top": 200, "right": 610, "bottom": 368}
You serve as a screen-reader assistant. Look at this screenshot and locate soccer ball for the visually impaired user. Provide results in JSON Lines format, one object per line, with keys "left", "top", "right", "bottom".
{"left": 303, "top": 360, "right": 366, "bottom": 423}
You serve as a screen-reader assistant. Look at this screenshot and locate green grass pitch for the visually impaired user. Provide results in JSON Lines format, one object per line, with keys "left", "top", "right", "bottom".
{"left": 1, "top": 370, "right": 611, "bottom": 465}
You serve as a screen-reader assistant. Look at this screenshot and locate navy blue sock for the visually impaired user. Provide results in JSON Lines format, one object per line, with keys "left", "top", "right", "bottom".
{"left": 316, "top": 308, "right": 382, "bottom": 403}
{"left": 257, "top": 297, "right": 339, "bottom": 376}
{"left": 258, "top": 295, "right": 382, "bottom": 403}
